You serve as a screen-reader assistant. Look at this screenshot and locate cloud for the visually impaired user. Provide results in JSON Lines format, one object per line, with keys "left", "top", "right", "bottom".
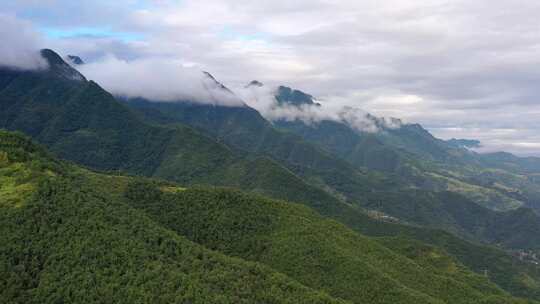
{"left": 79, "top": 56, "right": 245, "bottom": 106}
{"left": 0, "top": 14, "right": 47, "bottom": 70}
{"left": 237, "top": 83, "right": 401, "bottom": 133}
{"left": 5, "top": 0, "right": 540, "bottom": 154}
{"left": 430, "top": 127, "right": 540, "bottom": 156}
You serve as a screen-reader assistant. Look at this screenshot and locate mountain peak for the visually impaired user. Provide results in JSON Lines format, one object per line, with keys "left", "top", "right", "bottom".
{"left": 39, "top": 49, "right": 86, "bottom": 82}
{"left": 40, "top": 49, "right": 66, "bottom": 66}
{"left": 275, "top": 85, "right": 321, "bottom": 107}
{"left": 202, "top": 71, "right": 234, "bottom": 94}
{"left": 246, "top": 80, "right": 264, "bottom": 88}
{"left": 67, "top": 55, "right": 84, "bottom": 65}
{"left": 202, "top": 71, "right": 218, "bottom": 81}
{"left": 201, "top": 71, "right": 246, "bottom": 106}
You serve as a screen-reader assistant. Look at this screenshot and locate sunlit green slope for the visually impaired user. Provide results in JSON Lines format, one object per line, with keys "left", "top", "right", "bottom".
{"left": 0, "top": 130, "right": 346, "bottom": 304}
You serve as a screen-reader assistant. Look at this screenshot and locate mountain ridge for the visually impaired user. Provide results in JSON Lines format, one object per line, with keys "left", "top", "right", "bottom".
{"left": 3, "top": 48, "right": 540, "bottom": 302}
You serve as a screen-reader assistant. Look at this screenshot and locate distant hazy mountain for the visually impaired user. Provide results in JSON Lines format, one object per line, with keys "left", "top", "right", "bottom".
{"left": 66, "top": 54, "right": 84, "bottom": 65}
{"left": 447, "top": 138, "right": 482, "bottom": 148}
{"left": 275, "top": 85, "right": 321, "bottom": 106}
{"left": 265, "top": 83, "right": 540, "bottom": 214}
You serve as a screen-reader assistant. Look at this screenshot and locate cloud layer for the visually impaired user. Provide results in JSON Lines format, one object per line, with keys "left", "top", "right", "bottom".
{"left": 79, "top": 56, "right": 244, "bottom": 106}
{"left": 237, "top": 84, "right": 401, "bottom": 133}
{"left": 3, "top": 1, "right": 540, "bottom": 155}
{"left": 0, "top": 14, "right": 47, "bottom": 70}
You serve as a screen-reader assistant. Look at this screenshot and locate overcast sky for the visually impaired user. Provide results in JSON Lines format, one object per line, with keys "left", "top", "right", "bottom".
{"left": 2, "top": 0, "right": 540, "bottom": 155}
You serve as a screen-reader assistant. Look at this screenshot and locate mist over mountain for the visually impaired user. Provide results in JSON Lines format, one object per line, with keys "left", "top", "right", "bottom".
{"left": 0, "top": 14, "right": 47, "bottom": 70}
{"left": 238, "top": 81, "right": 403, "bottom": 133}
{"left": 447, "top": 138, "right": 482, "bottom": 149}
{"left": 70, "top": 51, "right": 405, "bottom": 134}
{"left": 66, "top": 55, "right": 84, "bottom": 65}
{"left": 78, "top": 56, "right": 245, "bottom": 106}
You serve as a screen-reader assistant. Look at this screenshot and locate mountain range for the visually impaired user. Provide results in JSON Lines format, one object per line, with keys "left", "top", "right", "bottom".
{"left": 2, "top": 48, "right": 540, "bottom": 303}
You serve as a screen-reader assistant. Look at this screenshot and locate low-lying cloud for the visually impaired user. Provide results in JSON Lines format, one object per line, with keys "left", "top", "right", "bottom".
{"left": 237, "top": 83, "right": 401, "bottom": 133}
{"left": 79, "top": 56, "right": 245, "bottom": 106}
{"left": 4, "top": 1, "right": 540, "bottom": 155}
{"left": 0, "top": 14, "right": 48, "bottom": 70}
{"left": 430, "top": 127, "right": 540, "bottom": 157}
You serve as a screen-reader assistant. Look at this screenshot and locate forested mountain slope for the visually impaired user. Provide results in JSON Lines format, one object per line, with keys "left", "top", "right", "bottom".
{"left": 1, "top": 129, "right": 535, "bottom": 304}
{"left": 0, "top": 49, "right": 349, "bottom": 213}
{"left": 123, "top": 96, "right": 540, "bottom": 251}
{"left": 5, "top": 49, "right": 538, "bottom": 254}
{"left": 121, "top": 182, "right": 513, "bottom": 304}
{"left": 0, "top": 130, "right": 346, "bottom": 304}
{"left": 267, "top": 85, "right": 540, "bottom": 213}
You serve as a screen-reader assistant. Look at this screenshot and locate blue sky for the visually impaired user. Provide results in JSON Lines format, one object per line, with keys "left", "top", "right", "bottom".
{"left": 42, "top": 27, "right": 144, "bottom": 41}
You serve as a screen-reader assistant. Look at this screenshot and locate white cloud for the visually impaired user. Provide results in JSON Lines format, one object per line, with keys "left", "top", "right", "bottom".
{"left": 237, "top": 83, "right": 401, "bottom": 133}
{"left": 0, "top": 14, "right": 47, "bottom": 70}
{"left": 4, "top": 0, "right": 540, "bottom": 154}
{"left": 79, "top": 56, "right": 245, "bottom": 106}
{"left": 430, "top": 127, "right": 540, "bottom": 156}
